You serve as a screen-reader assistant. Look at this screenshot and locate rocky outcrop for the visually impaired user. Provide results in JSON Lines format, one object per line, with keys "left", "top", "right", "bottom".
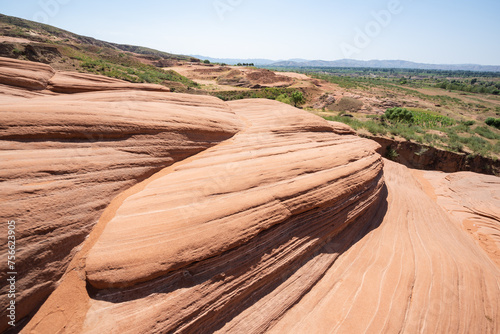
{"left": 48, "top": 72, "right": 170, "bottom": 94}
{"left": 421, "top": 170, "right": 500, "bottom": 267}
{"left": 1, "top": 57, "right": 500, "bottom": 333}
{"left": 0, "top": 58, "right": 241, "bottom": 332}
{"left": 312, "top": 93, "right": 336, "bottom": 109}
{"left": 0, "top": 43, "right": 63, "bottom": 65}
{"left": 0, "top": 57, "right": 170, "bottom": 94}
{"left": 0, "top": 57, "right": 55, "bottom": 90}
{"left": 328, "top": 121, "right": 357, "bottom": 135}
{"left": 23, "top": 99, "right": 385, "bottom": 333}
{"left": 368, "top": 135, "right": 500, "bottom": 175}
{"left": 216, "top": 69, "right": 251, "bottom": 87}
{"left": 215, "top": 68, "right": 293, "bottom": 88}
{"left": 268, "top": 161, "right": 500, "bottom": 333}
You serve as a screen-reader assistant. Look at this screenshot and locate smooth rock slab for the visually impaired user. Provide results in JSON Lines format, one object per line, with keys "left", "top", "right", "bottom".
{"left": 0, "top": 58, "right": 241, "bottom": 332}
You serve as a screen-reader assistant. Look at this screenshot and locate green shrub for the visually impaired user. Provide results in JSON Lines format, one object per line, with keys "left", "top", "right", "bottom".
{"left": 385, "top": 107, "right": 456, "bottom": 127}
{"left": 211, "top": 87, "right": 299, "bottom": 102}
{"left": 485, "top": 117, "right": 500, "bottom": 129}
{"left": 385, "top": 107, "right": 415, "bottom": 123}
{"left": 276, "top": 93, "right": 292, "bottom": 105}
{"left": 386, "top": 148, "right": 399, "bottom": 161}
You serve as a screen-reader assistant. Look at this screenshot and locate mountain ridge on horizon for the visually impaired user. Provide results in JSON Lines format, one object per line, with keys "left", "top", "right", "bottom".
{"left": 1, "top": 11, "right": 497, "bottom": 73}
{"left": 192, "top": 55, "right": 500, "bottom": 72}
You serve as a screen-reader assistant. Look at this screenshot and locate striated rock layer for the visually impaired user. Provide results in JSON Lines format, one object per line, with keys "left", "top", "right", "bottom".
{"left": 85, "top": 99, "right": 384, "bottom": 290}
{"left": 25, "top": 101, "right": 500, "bottom": 333}
{"left": 0, "top": 57, "right": 241, "bottom": 332}
{"left": 420, "top": 170, "right": 500, "bottom": 268}
{"left": 1, "top": 57, "right": 499, "bottom": 333}
{"left": 267, "top": 161, "right": 500, "bottom": 333}
{"left": 23, "top": 98, "right": 385, "bottom": 333}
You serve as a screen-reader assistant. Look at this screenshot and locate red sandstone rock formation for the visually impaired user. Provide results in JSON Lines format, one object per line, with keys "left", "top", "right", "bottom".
{"left": 1, "top": 57, "right": 499, "bottom": 333}
{"left": 0, "top": 57, "right": 241, "bottom": 332}
{"left": 421, "top": 171, "right": 500, "bottom": 268}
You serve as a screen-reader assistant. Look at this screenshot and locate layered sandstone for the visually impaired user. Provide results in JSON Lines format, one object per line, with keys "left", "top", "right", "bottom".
{"left": 48, "top": 72, "right": 170, "bottom": 94}
{"left": 23, "top": 98, "right": 385, "bottom": 333}
{"left": 1, "top": 57, "right": 499, "bottom": 333}
{"left": 0, "top": 57, "right": 55, "bottom": 90}
{"left": 420, "top": 171, "right": 500, "bottom": 268}
{"left": 267, "top": 161, "right": 500, "bottom": 333}
{"left": 0, "top": 57, "right": 241, "bottom": 332}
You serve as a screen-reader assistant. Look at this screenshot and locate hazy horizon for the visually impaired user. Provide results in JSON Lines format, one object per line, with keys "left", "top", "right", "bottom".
{"left": 1, "top": 0, "right": 499, "bottom": 66}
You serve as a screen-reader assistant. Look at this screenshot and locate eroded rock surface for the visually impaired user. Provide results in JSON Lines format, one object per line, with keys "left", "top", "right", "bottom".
{"left": 24, "top": 98, "right": 384, "bottom": 333}
{"left": 421, "top": 170, "right": 500, "bottom": 267}
{"left": 0, "top": 57, "right": 55, "bottom": 90}
{"left": 48, "top": 72, "right": 170, "bottom": 94}
{"left": 0, "top": 57, "right": 241, "bottom": 332}
{"left": 2, "top": 57, "right": 500, "bottom": 334}
{"left": 267, "top": 161, "right": 500, "bottom": 333}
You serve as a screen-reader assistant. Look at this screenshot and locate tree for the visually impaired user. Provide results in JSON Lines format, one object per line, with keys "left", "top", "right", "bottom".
{"left": 203, "top": 59, "right": 211, "bottom": 64}
{"left": 291, "top": 91, "right": 305, "bottom": 107}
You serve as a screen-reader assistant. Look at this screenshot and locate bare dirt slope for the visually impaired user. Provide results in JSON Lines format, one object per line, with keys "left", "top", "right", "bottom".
{"left": 169, "top": 64, "right": 294, "bottom": 89}
{"left": 1, "top": 57, "right": 499, "bottom": 333}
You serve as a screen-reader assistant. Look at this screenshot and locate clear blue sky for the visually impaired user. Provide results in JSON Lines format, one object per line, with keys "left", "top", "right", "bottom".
{"left": 1, "top": 0, "right": 499, "bottom": 65}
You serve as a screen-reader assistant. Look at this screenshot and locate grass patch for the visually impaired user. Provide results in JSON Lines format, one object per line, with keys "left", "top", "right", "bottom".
{"left": 321, "top": 108, "right": 499, "bottom": 158}
{"left": 74, "top": 55, "right": 198, "bottom": 88}
{"left": 324, "top": 115, "right": 364, "bottom": 130}
{"left": 212, "top": 87, "right": 301, "bottom": 102}
{"left": 474, "top": 126, "right": 500, "bottom": 140}
{"left": 384, "top": 107, "right": 456, "bottom": 127}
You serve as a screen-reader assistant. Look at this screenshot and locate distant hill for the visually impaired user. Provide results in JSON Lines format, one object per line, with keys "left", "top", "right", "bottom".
{"left": 191, "top": 55, "right": 500, "bottom": 72}
{"left": 0, "top": 13, "right": 193, "bottom": 61}
{"left": 0, "top": 13, "right": 200, "bottom": 91}
{"left": 269, "top": 59, "right": 500, "bottom": 72}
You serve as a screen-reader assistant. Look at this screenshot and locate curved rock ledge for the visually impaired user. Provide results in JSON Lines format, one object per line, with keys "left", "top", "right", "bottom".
{"left": 85, "top": 99, "right": 384, "bottom": 289}
{"left": 48, "top": 72, "right": 171, "bottom": 94}
{"left": 2, "top": 57, "right": 499, "bottom": 334}
{"left": 266, "top": 161, "right": 500, "bottom": 333}
{"left": 0, "top": 57, "right": 55, "bottom": 90}
{"left": 0, "top": 57, "right": 170, "bottom": 94}
{"left": 0, "top": 57, "right": 241, "bottom": 332}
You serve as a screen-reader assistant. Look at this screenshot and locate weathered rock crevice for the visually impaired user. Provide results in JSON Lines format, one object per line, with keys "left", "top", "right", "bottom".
{"left": 366, "top": 134, "right": 500, "bottom": 175}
